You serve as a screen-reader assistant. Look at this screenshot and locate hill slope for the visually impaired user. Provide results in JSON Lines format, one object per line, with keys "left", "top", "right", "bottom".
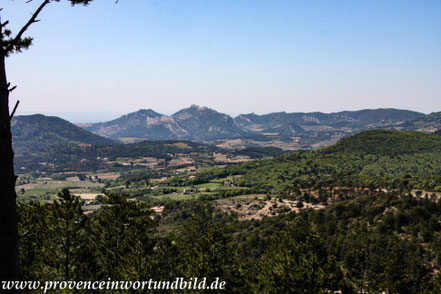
{"left": 190, "top": 130, "right": 441, "bottom": 192}
{"left": 399, "top": 112, "right": 441, "bottom": 133}
{"left": 11, "top": 114, "right": 115, "bottom": 152}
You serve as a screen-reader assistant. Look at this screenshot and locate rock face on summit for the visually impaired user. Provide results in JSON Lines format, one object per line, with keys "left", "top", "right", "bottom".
{"left": 80, "top": 106, "right": 438, "bottom": 148}
{"left": 82, "top": 105, "right": 248, "bottom": 141}
{"left": 171, "top": 105, "right": 247, "bottom": 140}
{"left": 82, "top": 109, "right": 188, "bottom": 140}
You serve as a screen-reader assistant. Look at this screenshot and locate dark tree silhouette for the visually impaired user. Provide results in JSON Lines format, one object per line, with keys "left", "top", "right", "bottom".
{"left": 0, "top": 0, "right": 94, "bottom": 283}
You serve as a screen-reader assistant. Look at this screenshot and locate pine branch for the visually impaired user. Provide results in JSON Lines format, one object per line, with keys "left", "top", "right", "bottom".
{"left": 9, "top": 100, "right": 20, "bottom": 121}
{"left": 5, "top": 0, "right": 50, "bottom": 53}
{"left": 8, "top": 85, "right": 17, "bottom": 93}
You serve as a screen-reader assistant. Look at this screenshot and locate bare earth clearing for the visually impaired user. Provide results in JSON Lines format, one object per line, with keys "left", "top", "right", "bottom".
{"left": 216, "top": 195, "right": 325, "bottom": 220}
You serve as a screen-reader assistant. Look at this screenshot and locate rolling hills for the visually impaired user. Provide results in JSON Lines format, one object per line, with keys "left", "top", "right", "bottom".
{"left": 398, "top": 111, "right": 441, "bottom": 132}
{"left": 234, "top": 108, "right": 422, "bottom": 131}
{"left": 183, "top": 130, "right": 441, "bottom": 192}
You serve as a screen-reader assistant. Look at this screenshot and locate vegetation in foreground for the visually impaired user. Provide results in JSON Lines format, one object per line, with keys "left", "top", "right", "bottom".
{"left": 18, "top": 188, "right": 441, "bottom": 293}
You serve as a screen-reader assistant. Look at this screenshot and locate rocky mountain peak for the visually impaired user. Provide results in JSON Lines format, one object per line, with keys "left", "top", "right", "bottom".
{"left": 189, "top": 104, "right": 208, "bottom": 111}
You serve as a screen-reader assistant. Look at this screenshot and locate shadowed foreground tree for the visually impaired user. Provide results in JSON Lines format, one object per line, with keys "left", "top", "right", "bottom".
{"left": 90, "top": 193, "right": 157, "bottom": 280}
{"left": 50, "top": 188, "right": 88, "bottom": 280}
{"left": 253, "top": 217, "right": 349, "bottom": 293}
{"left": 173, "top": 203, "right": 246, "bottom": 293}
{"left": 0, "top": 0, "right": 95, "bottom": 282}
{"left": 17, "top": 201, "right": 50, "bottom": 281}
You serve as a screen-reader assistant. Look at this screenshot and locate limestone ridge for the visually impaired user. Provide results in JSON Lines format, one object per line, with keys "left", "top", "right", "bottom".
{"left": 83, "top": 105, "right": 249, "bottom": 140}
{"left": 171, "top": 105, "right": 247, "bottom": 140}
{"left": 79, "top": 106, "right": 438, "bottom": 143}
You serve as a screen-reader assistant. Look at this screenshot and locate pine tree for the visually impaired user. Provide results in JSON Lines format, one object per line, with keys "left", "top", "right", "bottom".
{"left": 174, "top": 202, "right": 246, "bottom": 293}
{"left": 49, "top": 188, "right": 89, "bottom": 280}
{"left": 253, "top": 217, "right": 345, "bottom": 293}
{"left": 0, "top": 0, "right": 95, "bottom": 282}
{"left": 17, "top": 201, "right": 51, "bottom": 280}
{"left": 90, "top": 193, "right": 157, "bottom": 280}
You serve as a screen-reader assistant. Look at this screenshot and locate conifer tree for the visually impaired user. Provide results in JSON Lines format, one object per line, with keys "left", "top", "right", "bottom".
{"left": 174, "top": 202, "right": 245, "bottom": 293}
{"left": 17, "top": 201, "right": 51, "bottom": 280}
{"left": 50, "top": 188, "right": 88, "bottom": 280}
{"left": 90, "top": 193, "right": 157, "bottom": 280}
{"left": 0, "top": 0, "right": 96, "bottom": 281}
{"left": 253, "top": 217, "right": 344, "bottom": 293}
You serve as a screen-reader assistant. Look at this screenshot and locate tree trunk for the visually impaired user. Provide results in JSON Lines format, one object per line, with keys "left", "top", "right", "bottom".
{"left": 0, "top": 41, "right": 20, "bottom": 282}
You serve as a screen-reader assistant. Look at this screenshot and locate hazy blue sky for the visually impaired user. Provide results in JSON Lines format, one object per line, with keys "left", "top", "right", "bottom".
{"left": 2, "top": 0, "right": 441, "bottom": 122}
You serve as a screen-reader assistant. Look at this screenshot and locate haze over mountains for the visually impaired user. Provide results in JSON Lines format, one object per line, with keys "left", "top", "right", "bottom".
{"left": 12, "top": 106, "right": 441, "bottom": 151}
{"left": 79, "top": 105, "right": 439, "bottom": 149}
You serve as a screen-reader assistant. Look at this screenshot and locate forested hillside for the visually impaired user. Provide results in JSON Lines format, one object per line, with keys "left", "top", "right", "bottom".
{"left": 17, "top": 188, "right": 441, "bottom": 293}
{"left": 171, "top": 130, "right": 441, "bottom": 192}
{"left": 11, "top": 114, "right": 115, "bottom": 152}
{"left": 14, "top": 140, "right": 222, "bottom": 173}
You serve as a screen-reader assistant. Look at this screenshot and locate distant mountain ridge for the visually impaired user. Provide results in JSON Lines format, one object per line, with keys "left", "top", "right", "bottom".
{"left": 79, "top": 106, "right": 437, "bottom": 149}
{"left": 234, "top": 108, "right": 423, "bottom": 131}
{"left": 13, "top": 107, "right": 440, "bottom": 151}
{"left": 82, "top": 105, "right": 249, "bottom": 141}
{"left": 81, "top": 109, "right": 188, "bottom": 140}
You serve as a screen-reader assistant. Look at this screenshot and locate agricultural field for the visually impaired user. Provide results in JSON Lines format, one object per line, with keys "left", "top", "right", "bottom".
{"left": 16, "top": 174, "right": 108, "bottom": 202}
